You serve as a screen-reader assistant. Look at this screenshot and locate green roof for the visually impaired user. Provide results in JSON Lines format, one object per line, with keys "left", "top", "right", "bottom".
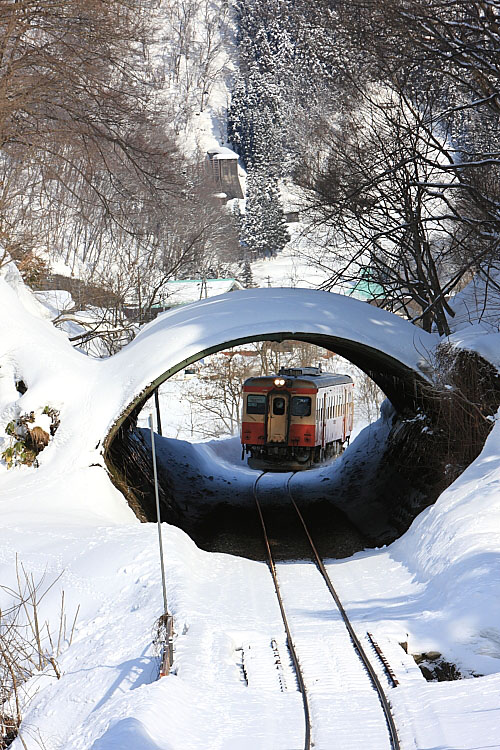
{"left": 348, "top": 278, "right": 385, "bottom": 300}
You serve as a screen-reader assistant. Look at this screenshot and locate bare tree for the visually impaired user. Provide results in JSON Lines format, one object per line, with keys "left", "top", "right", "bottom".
{"left": 156, "top": 0, "right": 235, "bottom": 131}
{"left": 183, "top": 352, "right": 255, "bottom": 438}
{"left": 0, "top": 0, "right": 185, "bottom": 285}
{"left": 297, "top": 78, "right": 500, "bottom": 334}
{"left": 297, "top": 0, "right": 500, "bottom": 333}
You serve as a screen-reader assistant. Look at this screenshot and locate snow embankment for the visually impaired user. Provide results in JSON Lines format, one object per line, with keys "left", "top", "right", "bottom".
{"left": 2, "top": 264, "right": 500, "bottom": 748}
{"left": 0, "top": 264, "right": 133, "bottom": 525}
{"left": 394, "top": 409, "right": 500, "bottom": 673}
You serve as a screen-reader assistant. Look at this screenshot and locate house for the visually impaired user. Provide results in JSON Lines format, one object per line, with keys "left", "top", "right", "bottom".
{"left": 206, "top": 147, "right": 244, "bottom": 200}
{"left": 347, "top": 276, "right": 386, "bottom": 305}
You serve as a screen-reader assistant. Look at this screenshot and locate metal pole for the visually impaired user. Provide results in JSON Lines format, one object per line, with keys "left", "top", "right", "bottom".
{"left": 149, "top": 414, "right": 168, "bottom": 615}
{"left": 154, "top": 388, "right": 163, "bottom": 436}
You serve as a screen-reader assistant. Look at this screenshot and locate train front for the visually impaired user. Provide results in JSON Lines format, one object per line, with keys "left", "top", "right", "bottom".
{"left": 241, "top": 370, "right": 317, "bottom": 471}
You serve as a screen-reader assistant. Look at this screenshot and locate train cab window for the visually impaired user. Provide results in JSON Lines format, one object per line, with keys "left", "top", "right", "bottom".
{"left": 247, "top": 394, "right": 266, "bottom": 414}
{"left": 291, "top": 396, "right": 311, "bottom": 417}
{"left": 273, "top": 397, "right": 286, "bottom": 415}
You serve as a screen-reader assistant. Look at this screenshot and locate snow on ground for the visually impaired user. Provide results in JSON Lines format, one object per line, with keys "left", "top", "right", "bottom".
{"left": 325, "top": 408, "right": 500, "bottom": 745}
{"left": 251, "top": 236, "right": 328, "bottom": 290}
{"left": 2, "top": 263, "right": 500, "bottom": 748}
{"left": 446, "top": 269, "right": 500, "bottom": 333}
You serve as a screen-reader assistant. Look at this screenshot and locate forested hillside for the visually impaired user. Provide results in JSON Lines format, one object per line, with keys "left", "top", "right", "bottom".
{"left": 0, "top": 0, "right": 240, "bottom": 337}
{"left": 229, "top": 0, "right": 500, "bottom": 335}
{"left": 1, "top": 0, "right": 500, "bottom": 339}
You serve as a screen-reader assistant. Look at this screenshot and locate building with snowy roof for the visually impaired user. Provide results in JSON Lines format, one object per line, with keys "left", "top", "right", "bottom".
{"left": 206, "top": 147, "right": 244, "bottom": 200}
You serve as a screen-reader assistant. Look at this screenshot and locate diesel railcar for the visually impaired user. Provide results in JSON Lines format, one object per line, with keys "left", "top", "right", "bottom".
{"left": 241, "top": 366, "right": 354, "bottom": 471}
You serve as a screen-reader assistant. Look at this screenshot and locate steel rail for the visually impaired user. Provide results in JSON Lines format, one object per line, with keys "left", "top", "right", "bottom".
{"left": 286, "top": 475, "right": 401, "bottom": 750}
{"left": 253, "top": 472, "right": 311, "bottom": 750}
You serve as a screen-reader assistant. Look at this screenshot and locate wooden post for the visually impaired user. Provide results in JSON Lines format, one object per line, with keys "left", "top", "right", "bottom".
{"left": 154, "top": 388, "right": 163, "bottom": 436}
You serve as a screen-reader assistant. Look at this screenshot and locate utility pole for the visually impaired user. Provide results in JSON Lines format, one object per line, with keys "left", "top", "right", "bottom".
{"left": 149, "top": 414, "right": 173, "bottom": 676}
{"left": 200, "top": 276, "right": 208, "bottom": 299}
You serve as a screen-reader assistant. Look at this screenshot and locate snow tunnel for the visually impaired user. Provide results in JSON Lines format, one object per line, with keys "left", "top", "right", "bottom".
{"left": 100, "top": 288, "right": 463, "bottom": 546}
{"left": 103, "top": 287, "right": 436, "bottom": 450}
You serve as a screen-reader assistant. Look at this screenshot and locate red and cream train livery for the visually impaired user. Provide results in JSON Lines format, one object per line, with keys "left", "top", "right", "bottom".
{"left": 241, "top": 367, "right": 354, "bottom": 470}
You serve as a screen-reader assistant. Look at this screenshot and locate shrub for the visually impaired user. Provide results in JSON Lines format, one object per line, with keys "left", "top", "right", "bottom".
{"left": 1, "top": 408, "right": 60, "bottom": 469}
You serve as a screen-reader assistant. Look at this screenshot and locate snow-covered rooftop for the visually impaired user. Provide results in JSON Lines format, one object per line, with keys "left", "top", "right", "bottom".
{"left": 207, "top": 146, "right": 239, "bottom": 160}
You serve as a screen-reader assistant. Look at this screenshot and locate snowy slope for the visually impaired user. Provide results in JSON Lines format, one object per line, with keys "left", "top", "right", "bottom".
{"left": 446, "top": 270, "right": 500, "bottom": 333}
{"left": 2, "top": 263, "right": 500, "bottom": 749}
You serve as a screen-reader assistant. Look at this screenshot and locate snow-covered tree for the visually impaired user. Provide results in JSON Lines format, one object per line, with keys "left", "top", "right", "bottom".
{"left": 240, "top": 167, "right": 289, "bottom": 257}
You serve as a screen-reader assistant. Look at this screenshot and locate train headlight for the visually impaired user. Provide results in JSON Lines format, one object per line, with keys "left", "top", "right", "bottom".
{"left": 273, "top": 378, "right": 286, "bottom": 387}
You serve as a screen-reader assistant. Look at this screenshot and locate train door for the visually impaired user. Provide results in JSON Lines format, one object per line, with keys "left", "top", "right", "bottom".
{"left": 340, "top": 388, "right": 345, "bottom": 442}
{"left": 320, "top": 391, "right": 327, "bottom": 448}
{"left": 267, "top": 392, "right": 289, "bottom": 443}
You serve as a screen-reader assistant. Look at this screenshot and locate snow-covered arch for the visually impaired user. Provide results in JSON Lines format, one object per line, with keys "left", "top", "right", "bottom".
{"left": 103, "top": 288, "right": 437, "bottom": 449}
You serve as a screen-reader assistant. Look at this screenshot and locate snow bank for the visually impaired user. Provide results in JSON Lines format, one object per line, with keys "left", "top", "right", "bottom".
{"left": 3, "top": 265, "right": 500, "bottom": 748}
{"left": 0, "top": 264, "right": 134, "bottom": 525}
{"left": 390, "top": 411, "right": 500, "bottom": 673}
{"left": 447, "top": 270, "right": 500, "bottom": 333}
{"left": 449, "top": 325, "right": 500, "bottom": 371}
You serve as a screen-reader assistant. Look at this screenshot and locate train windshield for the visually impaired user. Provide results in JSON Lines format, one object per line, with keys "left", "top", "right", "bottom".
{"left": 273, "top": 397, "right": 286, "bottom": 415}
{"left": 247, "top": 394, "right": 266, "bottom": 414}
{"left": 291, "top": 396, "right": 311, "bottom": 417}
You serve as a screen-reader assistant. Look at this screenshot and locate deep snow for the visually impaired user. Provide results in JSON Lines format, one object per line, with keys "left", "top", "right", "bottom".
{"left": 1, "top": 262, "right": 500, "bottom": 749}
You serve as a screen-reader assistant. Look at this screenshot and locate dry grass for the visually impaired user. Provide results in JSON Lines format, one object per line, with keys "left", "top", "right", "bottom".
{"left": 0, "top": 559, "right": 79, "bottom": 748}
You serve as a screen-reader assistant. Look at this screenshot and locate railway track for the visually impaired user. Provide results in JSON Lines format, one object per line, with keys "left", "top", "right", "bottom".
{"left": 253, "top": 471, "right": 401, "bottom": 750}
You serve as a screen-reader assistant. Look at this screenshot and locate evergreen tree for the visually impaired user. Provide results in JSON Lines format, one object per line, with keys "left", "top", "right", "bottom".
{"left": 241, "top": 166, "right": 289, "bottom": 257}
{"left": 228, "top": 0, "right": 353, "bottom": 259}
{"left": 242, "top": 258, "right": 254, "bottom": 288}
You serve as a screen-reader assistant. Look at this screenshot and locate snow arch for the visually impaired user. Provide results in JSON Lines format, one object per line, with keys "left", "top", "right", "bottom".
{"left": 103, "top": 288, "right": 437, "bottom": 449}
